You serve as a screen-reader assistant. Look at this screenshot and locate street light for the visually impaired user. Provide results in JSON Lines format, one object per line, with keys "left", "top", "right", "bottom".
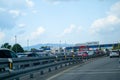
{"left": 15, "top": 35, "right": 17, "bottom": 53}
{"left": 27, "top": 39, "right": 29, "bottom": 51}
{"left": 59, "top": 40, "right": 61, "bottom": 53}
{"left": 15, "top": 35, "right": 17, "bottom": 44}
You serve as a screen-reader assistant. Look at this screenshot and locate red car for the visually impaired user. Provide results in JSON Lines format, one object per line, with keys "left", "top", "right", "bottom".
{"left": 77, "top": 51, "right": 88, "bottom": 57}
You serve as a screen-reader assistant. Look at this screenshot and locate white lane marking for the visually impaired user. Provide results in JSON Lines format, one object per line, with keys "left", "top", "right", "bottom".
{"left": 46, "top": 64, "right": 81, "bottom": 80}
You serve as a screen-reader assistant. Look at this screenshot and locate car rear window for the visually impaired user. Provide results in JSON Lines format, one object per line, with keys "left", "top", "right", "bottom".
{"left": 0, "top": 50, "right": 12, "bottom": 58}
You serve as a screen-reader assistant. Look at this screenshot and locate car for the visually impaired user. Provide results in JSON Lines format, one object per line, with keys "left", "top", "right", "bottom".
{"left": 88, "top": 50, "right": 95, "bottom": 56}
{"left": 0, "top": 48, "right": 18, "bottom": 71}
{"left": 77, "top": 52, "right": 82, "bottom": 56}
{"left": 109, "top": 50, "right": 119, "bottom": 58}
{"left": 17, "top": 53, "right": 27, "bottom": 58}
{"left": 27, "top": 52, "right": 40, "bottom": 57}
{"left": 0, "top": 48, "right": 18, "bottom": 58}
{"left": 82, "top": 52, "right": 88, "bottom": 57}
{"left": 77, "top": 51, "right": 88, "bottom": 57}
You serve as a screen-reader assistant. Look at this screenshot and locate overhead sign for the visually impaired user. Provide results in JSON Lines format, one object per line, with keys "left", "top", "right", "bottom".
{"left": 86, "top": 41, "right": 99, "bottom": 45}
{"left": 76, "top": 41, "right": 99, "bottom": 46}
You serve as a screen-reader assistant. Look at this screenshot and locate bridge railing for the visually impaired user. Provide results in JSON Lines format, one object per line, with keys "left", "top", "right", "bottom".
{"left": 0, "top": 54, "right": 105, "bottom": 79}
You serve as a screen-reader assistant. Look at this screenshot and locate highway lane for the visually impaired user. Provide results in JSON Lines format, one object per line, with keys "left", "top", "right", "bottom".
{"left": 46, "top": 57, "right": 120, "bottom": 80}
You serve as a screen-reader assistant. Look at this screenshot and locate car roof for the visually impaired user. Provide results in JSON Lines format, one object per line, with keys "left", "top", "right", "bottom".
{"left": 0, "top": 48, "right": 11, "bottom": 51}
{"left": 0, "top": 48, "right": 14, "bottom": 53}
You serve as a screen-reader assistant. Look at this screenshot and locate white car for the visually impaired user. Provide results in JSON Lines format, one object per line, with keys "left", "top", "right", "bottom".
{"left": 109, "top": 51, "right": 119, "bottom": 58}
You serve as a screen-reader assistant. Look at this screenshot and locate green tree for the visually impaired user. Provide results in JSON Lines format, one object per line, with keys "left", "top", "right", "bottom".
{"left": 118, "top": 43, "right": 120, "bottom": 49}
{"left": 12, "top": 44, "right": 24, "bottom": 53}
{"left": 40, "top": 46, "right": 50, "bottom": 51}
{"left": 112, "top": 43, "right": 120, "bottom": 50}
{"left": 31, "top": 48, "right": 37, "bottom": 52}
{"left": 1, "top": 43, "right": 12, "bottom": 49}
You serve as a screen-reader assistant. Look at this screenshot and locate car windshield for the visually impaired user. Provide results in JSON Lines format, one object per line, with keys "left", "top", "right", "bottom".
{"left": 10, "top": 51, "right": 18, "bottom": 58}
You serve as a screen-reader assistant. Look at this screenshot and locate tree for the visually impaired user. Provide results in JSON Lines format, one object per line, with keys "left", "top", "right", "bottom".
{"left": 40, "top": 46, "right": 50, "bottom": 51}
{"left": 12, "top": 44, "right": 24, "bottom": 53}
{"left": 31, "top": 48, "right": 37, "bottom": 52}
{"left": 112, "top": 43, "right": 120, "bottom": 50}
{"left": 1, "top": 43, "right": 12, "bottom": 49}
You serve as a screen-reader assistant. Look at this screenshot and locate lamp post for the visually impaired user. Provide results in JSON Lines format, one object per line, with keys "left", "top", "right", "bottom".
{"left": 15, "top": 35, "right": 17, "bottom": 44}
{"left": 59, "top": 40, "right": 61, "bottom": 53}
{"left": 15, "top": 35, "right": 17, "bottom": 53}
{"left": 27, "top": 39, "right": 29, "bottom": 51}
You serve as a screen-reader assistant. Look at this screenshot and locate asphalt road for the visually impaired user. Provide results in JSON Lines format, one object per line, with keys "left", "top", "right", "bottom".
{"left": 46, "top": 57, "right": 120, "bottom": 80}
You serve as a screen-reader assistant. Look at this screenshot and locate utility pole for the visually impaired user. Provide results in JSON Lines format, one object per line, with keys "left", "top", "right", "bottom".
{"left": 15, "top": 35, "right": 17, "bottom": 53}
{"left": 27, "top": 39, "right": 29, "bottom": 51}
{"left": 15, "top": 35, "right": 17, "bottom": 44}
{"left": 59, "top": 40, "right": 61, "bottom": 53}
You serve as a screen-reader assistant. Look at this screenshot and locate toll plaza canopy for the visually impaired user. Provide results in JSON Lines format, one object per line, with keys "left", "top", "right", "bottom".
{"left": 65, "top": 43, "right": 118, "bottom": 50}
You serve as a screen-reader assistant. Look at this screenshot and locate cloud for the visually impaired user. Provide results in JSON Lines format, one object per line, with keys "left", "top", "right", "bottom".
{"left": 63, "top": 24, "right": 76, "bottom": 34}
{"left": 44, "top": 0, "right": 79, "bottom": 2}
{"left": 90, "top": 15, "right": 120, "bottom": 34}
{"left": 90, "top": 1, "right": 120, "bottom": 35}
{"left": 59, "top": 24, "right": 76, "bottom": 37}
{"left": 9, "top": 10, "right": 20, "bottom": 17}
{"left": 0, "top": 11, "right": 16, "bottom": 30}
{"left": 0, "top": 0, "right": 36, "bottom": 13}
{"left": 30, "top": 27, "right": 45, "bottom": 39}
{"left": 0, "top": 0, "right": 36, "bottom": 17}
{"left": 44, "top": 0, "right": 80, "bottom": 5}
{"left": 108, "top": 1, "right": 120, "bottom": 17}
{"left": 0, "top": 0, "right": 35, "bottom": 9}
{"left": 58, "top": 24, "right": 84, "bottom": 38}
{"left": 0, "top": 0, "right": 26, "bottom": 10}
{"left": 32, "top": 10, "right": 37, "bottom": 14}
{"left": 77, "top": 26, "right": 83, "bottom": 32}
{"left": 0, "top": 9, "right": 27, "bottom": 30}
{"left": 26, "top": 0, "right": 34, "bottom": 8}
{"left": 0, "top": 32, "right": 5, "bottom": 40}
{"left": 90, "top": 2, "right": 120, "bottom": 34}
{"left": 18, "top": 23, "right": 26, "bottom": 28}
{"left": 0, "top": 0, "right": 35, "bottom": 30}
{"left": 9, "top": 9, "right": 27, "bottom": 17}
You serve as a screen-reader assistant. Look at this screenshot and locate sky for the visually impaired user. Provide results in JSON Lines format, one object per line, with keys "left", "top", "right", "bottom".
{"left": 0, "top": 0, "right": 120, "bottom": 47}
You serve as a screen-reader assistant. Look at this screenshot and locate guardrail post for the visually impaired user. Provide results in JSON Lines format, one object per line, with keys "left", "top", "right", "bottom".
{"left": 40, "top": 70, "right": 44, "bottom": 75}
{"left": 68, "top": 62, "right": 71, "bottom": 65}
{"left": 48, "top": 68, "right": 51, "bottom": 72}
{"left": 55, "top": 66, "right": 57, "bottom": 70}
{"left": 64, "top": 55, "right": 67, "bottom": 59}
{"left": 72, "top": 55, "right": 75, "bottom": 58}
{"left": 30, "top": 73, "right": 34, "bottom": 78}
{"left": 60, "top": 64, "right": 62, "bottom": 68}
{"left": 65, "top": 63, "right": 67, "bottom": 66}
{"left": 8, "top": 58, "right": 13, "bottom": 71}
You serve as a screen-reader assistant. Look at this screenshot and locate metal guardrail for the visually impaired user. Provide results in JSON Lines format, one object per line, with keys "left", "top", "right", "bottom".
{"left": 0, "top": 54, "right": 105, "bottom": 80}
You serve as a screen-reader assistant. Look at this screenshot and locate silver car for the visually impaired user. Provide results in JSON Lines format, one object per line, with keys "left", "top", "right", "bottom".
{"left": 109, "top": 51, "right": 119, "bottom": 58}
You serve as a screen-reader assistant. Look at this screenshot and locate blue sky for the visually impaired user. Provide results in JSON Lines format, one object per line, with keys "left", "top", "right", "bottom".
{"left": 0, "top": 0, "right": 120, "bottom": 47}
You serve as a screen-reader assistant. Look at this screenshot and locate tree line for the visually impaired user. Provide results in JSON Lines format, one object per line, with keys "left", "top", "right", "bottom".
{"left": 1, "top": 43, "right": 24, "bottom": 53}
{"left": 1, "top": 43, "right": 52, "bottom": 53}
